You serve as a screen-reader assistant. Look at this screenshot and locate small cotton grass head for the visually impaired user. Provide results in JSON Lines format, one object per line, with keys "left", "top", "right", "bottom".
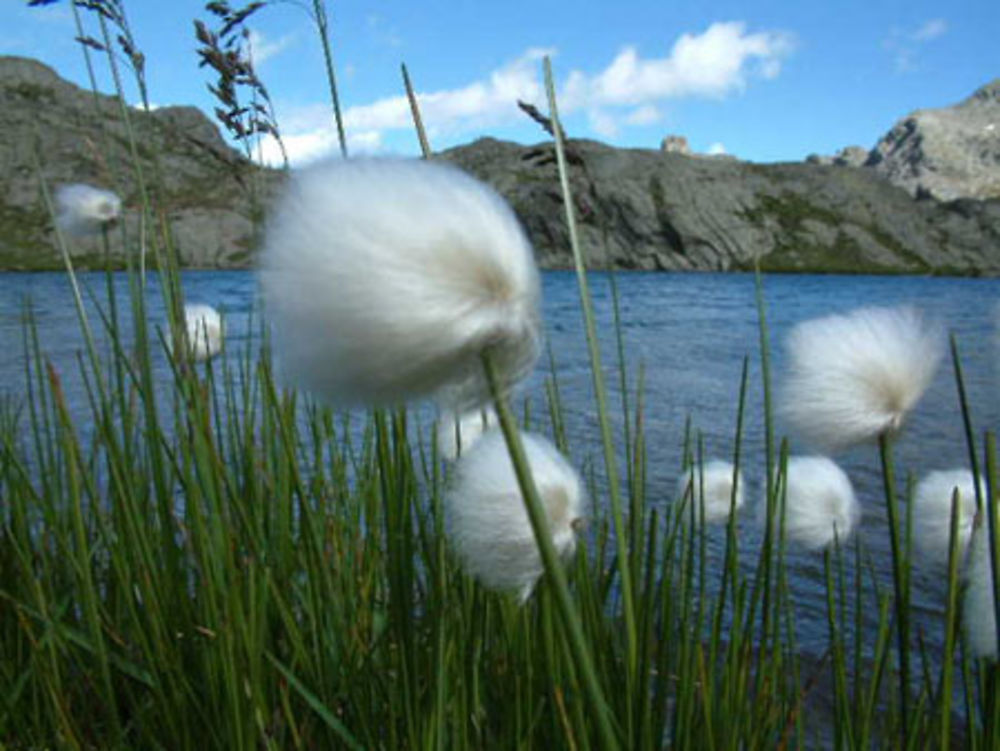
{"left": 54, "top": 183, "right": 121, "bottom": 237}
{"left": 260, "top": 158, "right": 542, "bottom": 409}
{"left": 676, "top": 459, "right": 744, "bottom": 525}
{"left": 182, "top": 303, "right": 224, "bottom": 362}
{"left": 780, "top": 305, "right": 944, "bottom": 452}
{"left": 761, "top": 456, "right": 861, "bottom": 550}
{"left": 912, "top": 469, "right": 984, "bottom": 567}
{"left": 445, "top": 429, "right": 584, "bottom": 603}
{"left": 963, "top": 526, "right": 998, "bottom": 660}
{"left": 437, "top": 406, "right": 497, "bottom": 461}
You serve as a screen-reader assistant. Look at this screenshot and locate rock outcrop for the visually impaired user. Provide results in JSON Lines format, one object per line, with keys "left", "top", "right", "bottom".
{"left": 2, "top": 55, "right": 998, "bottom": 275}
{"left": 0, "top": 55, "right": 278, "bottom": 270}
{"left": 866, "top": 80, "right": 1000, "bottom": 201}
{"left": 441, "top": 137, "right": 1000, "bottom": 274}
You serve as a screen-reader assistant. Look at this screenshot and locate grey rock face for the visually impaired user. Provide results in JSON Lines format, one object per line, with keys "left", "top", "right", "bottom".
{"left": 0, "top": 55, "right": 279, "bottom": 270}
{"left": 834, "top": 146, "right": 870, "bottom": 167}
{"left": 441, "top": 137, "right": 1000, "bottom": 274}
{"left": 3, "top": 55, "right": 998, "bottom": 276}
{"left": 867, "top": 80, "right": 1000, "bottom": 201}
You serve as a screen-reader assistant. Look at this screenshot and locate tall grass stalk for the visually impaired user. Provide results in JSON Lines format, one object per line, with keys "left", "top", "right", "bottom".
{"left": 542, "top": 57, "right": 638, "bottom": 691}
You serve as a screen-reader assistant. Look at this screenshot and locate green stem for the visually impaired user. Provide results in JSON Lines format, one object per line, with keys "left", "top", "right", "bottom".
{"left": 542, "top": 56, "right": 637, "bottom": 683}
{"left": 401, "top": 63, "right": 432, "bottom": 159}
{"left": 879, "top": 431, "right": 910, "bottom": 743}
{"left": 312, "top": 0, "right": 348, "bottom": 158}
{"left": 482, "top": 352, "right": 619, "bottom": 750}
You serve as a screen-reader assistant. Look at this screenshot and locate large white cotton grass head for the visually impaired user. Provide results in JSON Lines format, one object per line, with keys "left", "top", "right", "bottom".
{"left": 445, "top": 429, "right": 584, "bottom": 602}
{"left": 676, "top": 459, "right": 744, "bottom": 524}
{"left": 912, "top": 469, "right": 984, "bottom": 567}
{"left": 780, "top": 306, "right": 944, "bottom": 452}
{"left": 760, "top": 456, "right": 861, "bottom": 550}
{"left": 54, "top": 183, "right": 121, "bottom": 237}
{"left": 964, "top": 526, "right": 998, "bottom": 660}
{"left": 182, "top": 303, "right": 224, "bottom": 361}
{"left": 260, "top": 158, "right": 542, "bottom": 409}
{"left": 437, "top": 406, "right": 497, "bottom": 460}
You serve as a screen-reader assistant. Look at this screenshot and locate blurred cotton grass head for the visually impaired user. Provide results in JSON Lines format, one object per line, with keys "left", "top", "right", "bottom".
{"left": 762, "top": 456, "right": 861, "bottom": 550}
{"left": 781, "top": 305, "right": 944, "bottom": 451}
{"left": 445, "top": 429, "right": 584, "bottom": 603}
{"left": 437, "top": 406, "right": 497, "bottom": 461}
{"left": 260, "top": 158, "right": 542, "bottom": 409}
{"left": 963, "top": 526, "right": 998, "bottom": 659}
{"left": 182, "top": 303, "right": 224, "bottom": 362}
{"left": 54, "top": 183, "right": 121, "bottom": 237}
{"left": 912, "top": 469, "right": 984, "bottom": 567}
{"left": 676, "top": 459, "right": 744, "bottom": 525}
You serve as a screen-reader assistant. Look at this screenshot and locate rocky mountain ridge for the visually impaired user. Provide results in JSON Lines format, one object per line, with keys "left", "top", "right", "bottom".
{"left": 1, "top": 54, "right": 998, "bottom": 274}
{"left": 0, "top": 55, "right": 275, "bottom": 270}
{"left": 807, "top": 79, "right": 1000, "bottom": 202}
{"left": 440, "top": 138, "right": 1000, "bottom": 274}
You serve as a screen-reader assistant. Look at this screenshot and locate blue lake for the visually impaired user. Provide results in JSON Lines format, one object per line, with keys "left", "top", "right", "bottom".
{"left": 2, "top": 269, "right": 999, "bottom": 665}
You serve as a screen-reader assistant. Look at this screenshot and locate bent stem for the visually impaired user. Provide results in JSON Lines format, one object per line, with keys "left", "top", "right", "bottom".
{"left": 481, "top": 351, "right": 619, "bottom": 750}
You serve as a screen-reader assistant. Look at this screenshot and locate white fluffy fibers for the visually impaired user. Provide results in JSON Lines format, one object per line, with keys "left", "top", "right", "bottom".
{"left": 780, "top": 306, "right": 943, "bottom": 451}
{"left": 54, "top": 183, "right": 121, "bottom": 236}
{"left": 183, "top": 304, "right": 224, "bottom": 361}
{"left": 676, "top": 459, "right": 744, "bottom": 524}
{"left": 446, "top": 429, "right": 584, "bottom": 602}
{"left": 437, "top": 407, "right": 497, "bottom": 460}
{"left": 964, "top": 527, "right": 998, "bottom": 659}
{"left": 763, "top": 456, "right": 861, "bottom": 550}
{"left": 912, "top": 469, "right": 984, "bottom": 567}
{"left": 260, "top": 158, "right": 542, "bottom": 408}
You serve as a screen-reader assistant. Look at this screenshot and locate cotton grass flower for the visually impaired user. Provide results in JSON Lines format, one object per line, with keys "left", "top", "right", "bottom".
{"left": 781, "top": 306, "right": 944, "bottom": 452}
{"left": 912, "top": 469, "right": 984, "bottom": 567}
{"left": 437, "top": 406, "right": 497, "bottom": 460}
{"left": 676, "top": 459, "right": 744, "bottom": 524}
{"left": 762, "top": 456, "right": 860, "bottom": 550}
{"left": 964, "top": 526, "right": 998, "bottom": 659}
{"left": 446, "top": 429, "right": 584, "bottom": 602}
{"left": 260, "top": 158, "right": 542, "bottom": 409}
{"left": 182, "top": 303, "right": 224, "bottom": 361}
{"left": 54, "top": 183, "right": 121, "bottom": 237}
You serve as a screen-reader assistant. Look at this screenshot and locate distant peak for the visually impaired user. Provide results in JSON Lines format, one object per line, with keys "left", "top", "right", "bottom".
{"left": 0, "top": 55, "right": 62, "bottom": 84}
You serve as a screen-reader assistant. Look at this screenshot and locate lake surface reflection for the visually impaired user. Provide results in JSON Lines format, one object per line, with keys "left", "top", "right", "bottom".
{"left": 2, "top": 269, "right": 998, "bottom": 662}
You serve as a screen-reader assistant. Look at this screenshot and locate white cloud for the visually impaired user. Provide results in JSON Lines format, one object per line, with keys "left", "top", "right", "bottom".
{"left": 563, "top": 22, "right": 793, "bottom": 109}
{"left": 885, "top": 19, "right": 948, "bottom": 72}
{"left": 706, "top": 142, "right": 727, "bottom": 155}
{"left": 246, "top": 29, "right": 295, "bottom": 65}
{"left": 267, "top": 23, "right": 792, "bottom": 164}
{"left": 912, "top": 19, "right": 947, "bottom": 41}
{"left": 588, "top": 109, "right": 620, "bottom": 139}
{"left": 625, "top": 105, "right": 662, "bottom": 126}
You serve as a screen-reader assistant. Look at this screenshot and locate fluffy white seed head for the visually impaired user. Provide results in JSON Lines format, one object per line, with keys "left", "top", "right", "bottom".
{"left": 445, "top": 429, "right": 584, "bottom": 602}
{"left": 260, "top": 158, "right": 542, "bottom": 409}
{"left": 54, "top": 183, "right": 121, "bottom": 236}
{"left": 437, "top": 406, "right": 498, "bottom": 460}
{"left": 964, "top": 526, "right": 998, "bottom": 660}
{"left": 781, "top": 306, "right": 944, "bottom": 451}
{"left": 182, "top": 304, "right": 224, "bottom": 361}
{"left": 676, "top": 459, "right": 744, "bottom": 524}
{"left": 912, "top": 469, "right": 984, "bottom": 567}
{"left": 761, "top": 456, "right": 860, "bottom": 550}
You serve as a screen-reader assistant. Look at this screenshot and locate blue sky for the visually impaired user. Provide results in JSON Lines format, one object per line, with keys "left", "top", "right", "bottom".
{"left": 2, "top": 1, "right": 998, "bottom": 165}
